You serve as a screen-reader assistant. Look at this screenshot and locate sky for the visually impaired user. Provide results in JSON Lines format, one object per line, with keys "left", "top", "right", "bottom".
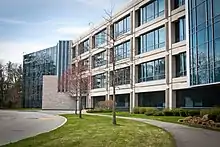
{"left": 0, "top": 0, "right": 129, "bottom": 64}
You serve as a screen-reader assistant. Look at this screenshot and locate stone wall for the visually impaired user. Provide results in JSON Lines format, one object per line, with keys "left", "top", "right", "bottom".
{"left": 42, "top": 75, "right": 76, "bottom": 110}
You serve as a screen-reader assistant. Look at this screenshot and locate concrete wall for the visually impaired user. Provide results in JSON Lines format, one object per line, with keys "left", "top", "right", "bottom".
{"left": 42, "top": 75, "right": 76, "bottom": 110}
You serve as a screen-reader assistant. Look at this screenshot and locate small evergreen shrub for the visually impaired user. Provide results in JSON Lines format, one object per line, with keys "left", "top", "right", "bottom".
{"left": 163, "top": 109, "right": 173, "bottom": 116}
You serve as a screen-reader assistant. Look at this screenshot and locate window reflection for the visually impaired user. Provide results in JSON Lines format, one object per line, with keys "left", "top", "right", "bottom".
{"left": 139, "top": 26, "right": 165, "bottom": 54}
{"left": 138, "top": 58, "right": 165, "bottom": 82}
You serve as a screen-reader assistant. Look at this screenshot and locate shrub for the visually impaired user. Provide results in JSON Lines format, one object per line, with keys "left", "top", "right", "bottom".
{"left": 86, "top": 108, "right": 112, "bottom": 113}
{"left": 139, "top": 107, "right": 147, "bottom": 114}
{"left": 97, "top": 100, "right": 114, "bottom": 109}
{"left": 171, "top": 109, "right": 180, "bottom": 116}
{"left": 153, "top": 111, "right": 164, "bottom": 116}
{"left": 144, "top": 107, "right": 159, "bottom": 116}
{"left": 179, "top": 109, "right": 188, "bottom": 117}
{"left": 163, "top": 109, "right": 173, "bottom": 116}
{"left": 216, "top": 115, "right": 220, "bottom": 122}
{"left": 200, "top": 108, "right": 220, "bottom": 121}
{"left": 133, "top": 107, "right": 140, "bottom": 114}
{"left": 187, "top": 110, "right": 200, "bottom": 117}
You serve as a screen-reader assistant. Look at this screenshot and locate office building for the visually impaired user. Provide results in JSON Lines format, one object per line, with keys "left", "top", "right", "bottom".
{"left": 71, "top": 0, "right": 220, "bottom": 112}
{"left": 23, "top": 40, "right": 72, "bottom": 108}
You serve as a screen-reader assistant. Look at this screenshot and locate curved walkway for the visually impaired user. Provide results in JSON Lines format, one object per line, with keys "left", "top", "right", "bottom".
{"left": 0, "top": 110, "right": 66, "bottom": 146}
{"left": 87, "top": 113, "right": 220, "bottom": 147}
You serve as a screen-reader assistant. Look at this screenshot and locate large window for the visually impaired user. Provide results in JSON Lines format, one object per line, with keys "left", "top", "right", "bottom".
{"left": 139, "top": 27, "right": 165, "bottom": 54}
{"left": 92, "top": 51, "right": 107, "bottom": 68}
{"left": 174, "top": 0, "right": 185, "bottom": 9}
{"left": 175, "top": 17, "right": 186, "bottom": 43}
{"left": 114, "top": 15, "right": 131, "bottom": 38}
{"left": 94, "top": 29, "right": 107, "bottom": 48}
{"left": 138, "top": 58, "right": 165, "bottom": 82}
{"left": 92, "top": 73, "right": 106, "bottom": 89}
{"left": 79, "top": 58, "right": 89, "bottom": 72}
{"left": 140, "top": 0, "right": 164, "bottom": 25}
{"left": 79, "top": 39, "right": 89, "bottom": 55}
{"left": 115, "top": 41, "right": 131, "bottom": 61}
{"left": 72, "top": 46, "right": 76, "bottom": 59}
{"left": 189, "top": 0, "right": 220, "bottom": 85}
{"left": 110, "top": 67, "right": 130, "bottom": 86}
{"left": 175, "top": 52, "right": 187, "bottom": 77}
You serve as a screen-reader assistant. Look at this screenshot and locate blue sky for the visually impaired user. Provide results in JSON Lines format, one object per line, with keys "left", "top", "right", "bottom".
{"left": 0, "top": 0, "right": 128, "bottom": 64}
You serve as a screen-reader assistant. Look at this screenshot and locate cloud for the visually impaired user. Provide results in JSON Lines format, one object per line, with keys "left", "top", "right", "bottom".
{"left": 56, "top": 26, "right": 90, "bottom": 36}
{"left": 0, "top": 41, "right": 53, "bottom": 64}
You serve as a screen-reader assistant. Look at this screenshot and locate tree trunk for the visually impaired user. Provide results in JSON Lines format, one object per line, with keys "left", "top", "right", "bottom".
{"left": 75, "top": 98, "right": 78, "bottom": 115}
{"left": 112, "top": 42, "right": 117, "bottom": 125}
{"left": 79, "top": 96, "right": 82, "bottom": 119}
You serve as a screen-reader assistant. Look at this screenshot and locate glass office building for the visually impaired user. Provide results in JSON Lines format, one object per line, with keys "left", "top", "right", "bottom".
{"left": 23, "top": 40, "right": 71, "bottom": 108}
{"left": 189, "top": 0, "right": 220, "bottom": 86}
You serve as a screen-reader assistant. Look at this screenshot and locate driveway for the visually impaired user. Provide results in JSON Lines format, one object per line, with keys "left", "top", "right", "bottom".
{"left": 0, "top": 110, "right": 66, "bottom": 146}
{"left": 87, "top": 113, "right": 220, "bottom": 147}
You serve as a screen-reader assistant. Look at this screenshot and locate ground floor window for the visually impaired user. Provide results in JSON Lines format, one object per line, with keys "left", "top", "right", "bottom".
{"left": 138, "top": 91, "right": 165, "bottom": 107}
{"left": 176, "top": 84, "right": 220, "bottom": 107}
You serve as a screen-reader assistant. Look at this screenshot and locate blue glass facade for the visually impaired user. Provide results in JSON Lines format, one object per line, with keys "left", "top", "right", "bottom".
{"left": 23, "top": 40, "right": 71, "bottom": 108}
{"left": 23, "top": 46, "right": 58, "bottom": 108}
{"left": 189, "top": 0, "right": 220, "bottom": 86}
{"left": 57, "top": 40, "right": 71, "bottom": 92}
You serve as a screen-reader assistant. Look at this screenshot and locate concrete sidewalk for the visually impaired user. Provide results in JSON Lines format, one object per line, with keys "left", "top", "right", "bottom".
{"left": 86, "top": 113, "right": 220, "bottom": 147}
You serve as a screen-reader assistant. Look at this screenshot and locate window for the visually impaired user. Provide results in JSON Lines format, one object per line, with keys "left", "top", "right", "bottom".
{"left": 79, "top": 58, "right": 89, "bottom": 72}
{"left": 139, "top": 26, "right": 165, "bottom": 54}
{"left": 138, "top": 58, "right": 165, "bottom": 82}
{"left": 92, "top": 73, "right": 106, "bottom": 89}
{"left": 114, "top": 15, "right": 131, "bottom": 38}
{"left": 175, "top": 17, "right": 186, "bottom": 42}
{"left": 114, "top": 41, "right": 131, "bottom": 61}
{"left": 174, "top": 0, "right": 185, "bottom": 9}
{"left": 110, "top": 67, "right": 130, "bottom": 86}
{"left": 176, "top": 52, "right": 187, "bottom": 77}
{"left": 92, "top": 51, "right": 107, "bottom": 68}
{"left": 79, "top": 39, "right": 89, "bottom": 55}
{"left": 72, "top": 47, "right": 76, "bottom": 59}
{"left": 94, "top": 29, "right": 107, "bottom": 48}
{"left": 140, "top": 0, "right": 164, "bottom": 25}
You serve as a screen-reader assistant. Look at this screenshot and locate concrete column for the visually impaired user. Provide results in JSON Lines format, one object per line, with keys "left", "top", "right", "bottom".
{"left": 87, "top": 94, "right": 92, "bottom": 108}
{"left": 129, "top": 91, "right": 133, "bottom": 113}
{"left": 165, "top": 0, "right": 169, "bottom": 19}
{"left": 135, "top": 93, "right": 139, "bottom": 107}
{"left": 105, "top": 94, "right": 108, "bottom": 101}
{"left": 169, "top": 90, "right": 177, "bottom": 109}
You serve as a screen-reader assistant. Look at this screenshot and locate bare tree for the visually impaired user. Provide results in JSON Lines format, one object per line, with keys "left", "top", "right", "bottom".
{"left": 62, "top": 57, "right": 91, "bottom": 118}
{"left": 0, "top": 61, "right": 23, "bottom": 108}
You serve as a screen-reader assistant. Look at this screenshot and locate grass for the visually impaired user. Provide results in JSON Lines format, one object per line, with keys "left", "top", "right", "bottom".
{"left": 3, "top": 115, "right": 175, "bottom": 147}
{"left": 101, "top": 112, "right": 183, "bottom": 123}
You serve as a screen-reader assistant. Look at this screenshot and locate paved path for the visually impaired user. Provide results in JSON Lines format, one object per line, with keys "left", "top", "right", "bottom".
{"left": 0, "top": 110, "right": 66, "bottom": 146}
{"left": 87, "top": 113, "right": 220, "bottom": 147}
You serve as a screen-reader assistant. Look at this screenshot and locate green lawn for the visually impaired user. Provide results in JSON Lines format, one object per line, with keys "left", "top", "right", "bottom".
{"left": 3, "top": 115, "right": 175, "bottom": 147}
{"left": 101, "top": 112, "right": 183, "bottom": 123}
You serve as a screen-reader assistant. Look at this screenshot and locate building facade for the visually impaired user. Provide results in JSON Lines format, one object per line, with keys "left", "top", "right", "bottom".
{"left": 23, "top": 40, "right": 72, "bottom": 108}
{"left": 71, "top": 0, "right": 220, "bottom": 112}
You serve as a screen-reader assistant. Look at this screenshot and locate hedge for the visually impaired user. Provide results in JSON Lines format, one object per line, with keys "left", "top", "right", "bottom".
{"left": 132, "top": 107, "right": 215, "bottom": 117}
{"left": 86, "top": 108, "right": 112, "bottom": 113}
